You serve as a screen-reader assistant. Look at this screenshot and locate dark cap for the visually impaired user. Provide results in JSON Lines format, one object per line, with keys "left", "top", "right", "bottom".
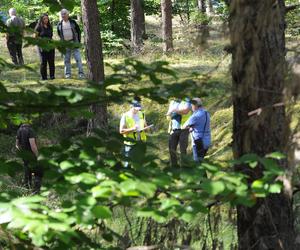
{"left": 131, "top": 100, "right": 142, "bottom": 110}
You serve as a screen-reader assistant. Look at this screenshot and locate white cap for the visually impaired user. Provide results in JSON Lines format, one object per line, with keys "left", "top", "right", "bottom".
{"left": 9, "top": 8, "right": 17, "bottom": 16}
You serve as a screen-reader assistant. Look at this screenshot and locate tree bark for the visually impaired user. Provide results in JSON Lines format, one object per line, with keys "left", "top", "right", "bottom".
{"left": 197, "top": 0, "right": 206, "bottom": 12}
{"left": 206, "top": 0, "right": 214, "bottom": 15}
{"left": 141, "top": 0, "right": 147, "bottom": 39}
{"left": 229, "top": 0, "right": 295, "bottom": 249}
{"left": 131, "top": 0, "right": 144, "bottom": 54}
{"left": 81, "top": 0, "right": 108, "bottom": 132}
{"left": 161, "top": 0, "right": 173, "bottom": 52}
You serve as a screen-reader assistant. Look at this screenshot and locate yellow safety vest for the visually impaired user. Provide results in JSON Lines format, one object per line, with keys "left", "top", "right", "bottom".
{"left": 123, "top": 111, "right": 147, "bottom": 145}
{"left": 181, "top": 110, "right": 192, "bottom": 129}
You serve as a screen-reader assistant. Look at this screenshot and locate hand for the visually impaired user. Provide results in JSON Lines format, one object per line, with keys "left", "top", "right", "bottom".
{"left": 131, "top": 125, "right": 138, "bottom": 132}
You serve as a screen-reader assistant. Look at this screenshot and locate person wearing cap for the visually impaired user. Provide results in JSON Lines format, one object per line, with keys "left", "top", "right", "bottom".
{"left": 57, "top": 9, "right": 84, "bottom": 79}
{"left": 120, "top": 99, "right": 149, "bottom": 167}
{"left": 166, "top": 98, "right": 192, "bottom": 167}
{"left": 182, "top": 97, "right": 211, "bottom": 162}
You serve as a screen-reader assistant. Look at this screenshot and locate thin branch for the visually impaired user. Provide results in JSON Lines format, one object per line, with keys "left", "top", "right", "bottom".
{"left": 285, "top": 4, "right": 300, "bottom": 13}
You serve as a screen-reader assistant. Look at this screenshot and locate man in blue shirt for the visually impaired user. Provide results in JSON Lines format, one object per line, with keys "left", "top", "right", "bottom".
{"left": 182, "top": 98, "right": 211, "bottom": 162}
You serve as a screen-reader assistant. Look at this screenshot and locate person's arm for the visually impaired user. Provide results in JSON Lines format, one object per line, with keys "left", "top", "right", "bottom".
{"left": 34, "top": 25, "right": 40, "bottom": 38}
{"left": 166, "top": 101, "right": 175, "bottom": 116}
{"left": 74, "top": 20, "right": 81, "bottom": 43}
{"left": 16, "top": 139, "right": 20, "bottom": 150}
{"left": 119, "top": 115, "right": 137, "bottom": 135}
{"left": 182, "top": 115, "right": 194, "bottom": 130}
{"left": 173, "top": 102, "right": 191, "bottom": 115}
{"left": 142, "top": 114, "right": 150, "bottom": 131}
{"left": 175, "top": 106, "right": 190, "bottom": 115}
{"left": 5, "top": 19, "right": 10, "bottom": 40}
{"left": 29, "top": 138, "right": 38, "bottom": 158}
{"left": 57, "top": 23, "right": 61, "bottom": 40}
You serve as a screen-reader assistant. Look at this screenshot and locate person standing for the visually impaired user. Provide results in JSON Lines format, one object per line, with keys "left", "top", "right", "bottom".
{"left": 16, "top": 124, "right": 42, "bottom": 193}
{"left": 166, "top": 98, "right": 192, "bottom": 167}
{"left": 35, "top": 13, "right": 55, "bottom": 80}
{"left": 6, "top": 8, "right": 25, "bottom": 65}
{"left": 57, "top": 9, "right": 84, "bottom": 79}
{"left": 182, "top": 98, "right": 211, "bottom": 162}
{"left": 120, "top": 100, "right": 149, "bottom": 167}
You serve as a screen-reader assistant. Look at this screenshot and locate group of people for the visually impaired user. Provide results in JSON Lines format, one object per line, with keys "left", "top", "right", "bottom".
{"left": 5, "top": 8, "right": 85, "bottom": 80}
{"left": 17, "top": 96, "right": 210, "bottom": 193}
{"left": 120, "top": 97, "right": 211, "bottom": 167}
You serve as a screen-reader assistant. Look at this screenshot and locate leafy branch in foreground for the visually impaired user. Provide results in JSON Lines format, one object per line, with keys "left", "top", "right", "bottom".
{"left": 0, "top": 59, "right": 286, "bottom": 248}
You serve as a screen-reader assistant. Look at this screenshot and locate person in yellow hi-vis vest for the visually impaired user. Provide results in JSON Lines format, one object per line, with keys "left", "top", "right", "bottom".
{"left": 166, "top": 97, "right": 192, "bottom": 167}
{"left": 120, "top": 99, "right": 149, "bottom": 167}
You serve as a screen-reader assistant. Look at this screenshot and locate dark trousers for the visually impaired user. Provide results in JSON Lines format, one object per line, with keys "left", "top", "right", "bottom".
{"left": 7, "top": 38, "right": 24, "bottom": 65}
{"left": 23, "top": 160, "right": 43, "bottom": 193}
{"left": 169, "top": 129, "right": 189, "bottom": 167}
{"left": 38, "top": 49, "right": 55, "bottom": 80}
{"left": 192, "top": 142, "right": 208, "bottom": 162}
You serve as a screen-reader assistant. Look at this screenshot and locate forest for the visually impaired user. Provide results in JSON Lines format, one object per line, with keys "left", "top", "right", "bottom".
{"left": 0, "top": 0, "right": 299, "bottom": 249}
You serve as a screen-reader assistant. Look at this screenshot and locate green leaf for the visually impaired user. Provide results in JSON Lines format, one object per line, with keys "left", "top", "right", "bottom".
{"left": 269, "top": 183, "right": 282, "bottom": 193}
{"left": 92, "top": 206, "right": 112, "bottom": 219}
{"left": 201, "top": 180, "right": 225, "bottom": 195}
{"left": 60, "top": 161, "right": 75, "bottom": 170}
{"left": 266, "top": 152, "right": 286, "bottom": 160}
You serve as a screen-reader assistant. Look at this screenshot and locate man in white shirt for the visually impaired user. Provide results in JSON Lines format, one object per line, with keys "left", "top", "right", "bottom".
{"left": 57, "top": 9, "right": 84, "bottom": 79}
{"left": 166, "top": 98, "right": 192, "bottom": 167}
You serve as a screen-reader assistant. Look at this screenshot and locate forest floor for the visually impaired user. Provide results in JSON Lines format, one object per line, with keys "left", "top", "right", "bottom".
{"left": 0, "top": 15, "right": 234, "bottom": 163}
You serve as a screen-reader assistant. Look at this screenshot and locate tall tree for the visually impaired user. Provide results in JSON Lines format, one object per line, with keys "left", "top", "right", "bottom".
{"left": 141, "top": 0, "right": 147, "bottom": 39}
{"left": 81, "top": 0, "right": 108, "bottom": 131}
{"left": 131, "top": 0, "right": 144, "bottom": 53}
{"left": 197, "top": 0, "right": 206, "bottom": 12}
{"left": 229, "top": 0, "right": 295, "bottom": 249}
{"left": 206, "top": 0, "right": 214, "bottom": 15}
{"left": 161, "top": 0, "right": 173, "bottom": 52}
{"left": 196, "top": 0, "right": 209, "bottom": 47}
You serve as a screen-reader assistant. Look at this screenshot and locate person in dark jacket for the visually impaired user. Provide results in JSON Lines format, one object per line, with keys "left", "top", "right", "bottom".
{"left": 35, "top": 13, "right": 55, "bottom": 80}
{"left": 57, "top": 9, "right": 84, "bottom": 79}
{"left": 16, "top": 124, "right": 42, "bottom": 193}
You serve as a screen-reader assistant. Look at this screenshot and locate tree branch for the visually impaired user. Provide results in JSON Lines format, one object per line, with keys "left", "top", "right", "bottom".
{"left": 285, "top": 4, "right": 300, "bottom": 13}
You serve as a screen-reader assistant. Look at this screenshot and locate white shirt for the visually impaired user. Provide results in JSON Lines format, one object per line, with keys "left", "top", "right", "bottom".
{"left": 62, "top": 20, "right": 73, "bottom": 41}
{"left": 120, "top": 112, "right": 141, "bottom": 131}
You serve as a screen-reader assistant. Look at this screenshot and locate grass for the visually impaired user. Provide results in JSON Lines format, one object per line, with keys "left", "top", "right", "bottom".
{"left": 0, "top": 14, "right": 299, "bottom": 249}
{"left": 0, "top": 14, "right": 234, "bottom": 162}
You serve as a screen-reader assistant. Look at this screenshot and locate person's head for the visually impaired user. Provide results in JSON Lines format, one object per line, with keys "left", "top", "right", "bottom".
{"left": 130, "top": 100, "right": 142, "bottom": 114}
{"left": 191, "top": 97, "right": 203, "bottom": 111}
{"left": 9, "top": 8, "right": 17, "bottom": 17}
{"left": 38, "top": 13, "right": 50, "bottom": 27}
{"left": 60, "top": 9, "right": 69, "bottom": 21}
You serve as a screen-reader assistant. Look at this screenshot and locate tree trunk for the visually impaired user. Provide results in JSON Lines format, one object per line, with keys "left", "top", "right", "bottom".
{"left": 197, "top": 0, "right": 206, "bottom": 12}
{"left": 161, "top": 0, "right": 173, "bottom": 52}
{"left": 206, "top": 0, "right": 214, "bottom": 15}
{"left": 131, "top": 0, "right": 144, "bottom": 54}
{"left": 110, "top": 0, "right": 116, "bottom": 33}
{"left": 196, "top": 0, "right": 209, "bottom": 48}
{"left": 81, "top": 0, "right": 108, "bottom": 132}
{"left": 141, "top": 0, "right": 147, "bottom": 39}
{"left": 229, "top": 0, "right": 295, "bottom": 249}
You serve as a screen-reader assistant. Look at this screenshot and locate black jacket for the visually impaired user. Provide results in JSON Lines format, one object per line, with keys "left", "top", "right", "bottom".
{"left": 57, "top": 19, "right": 81, "bottom": 43}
